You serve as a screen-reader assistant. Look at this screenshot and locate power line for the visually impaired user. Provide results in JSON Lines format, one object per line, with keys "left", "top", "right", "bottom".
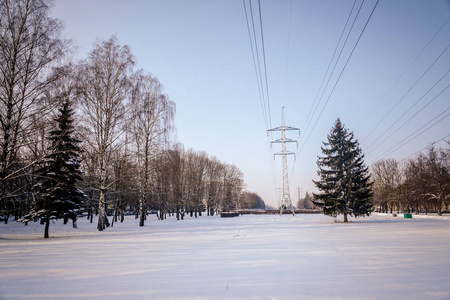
{"left": 298, "top": 0, "right": 380, "bottom": 157}
{"left": 367, "top": 80, "right": 450, "bottom": 157}
{"left": 361, "top": 38, "right": 450, "bottom": 144}
{"left": 399, "top": 134, "right": 450, "bottom": 162}
{"left": 243, "top": 0, "right": 268, "bottom": 131}
{"left": 365, "top": 69, "right": 450, "bottom": 154}
{"left": 291, "top": 0, "right": 379, "bottom": 184}
{"left": 254, "top": 0, "right": 277, "bottom": 201}
{"left": 358, "top": 15, "right": 450, "bottom": 129}
{"left": 369, "top": 107, "right": 450, "bottom": 163}
{"left": 243, "top": 0, "right": 277, "bottom": 203}
{"left": 258, "top": 0, "right": 272, "bottom": 129}
{"left": 248, "top": 0, "right": 270, "bottom": 130}
{"left": 299, "top": 0, "right": 360, "bottom": 147}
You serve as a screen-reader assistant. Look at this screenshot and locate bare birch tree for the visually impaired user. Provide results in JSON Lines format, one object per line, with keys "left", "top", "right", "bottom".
{"left": 166, "top": 148, "right": 183, "bottom": 219}
{"left": 371, "top": 159, "right": 400, "bottom": 213}
{"left": 131, "top": 73, "right": 175, "bottom": 226}
{"left": 221, "top": 164, "right": 244, "bottom": 212}
{"left": 78, "top": 36, "right": 134, "bottom": 231}
{"left": 0, "top": 0, "right": 69, "bottom": 219}
{"left": 424, "top": 146, "right": 450, "bottom": 216}
{"left": 404, "top": 156, "right": 429, "bottom": 214}
{"left": 181, "top": 149, "right": 207, "bottom": 217}
{"left": 204, "top": 156, "right": 223, "bottom": 216}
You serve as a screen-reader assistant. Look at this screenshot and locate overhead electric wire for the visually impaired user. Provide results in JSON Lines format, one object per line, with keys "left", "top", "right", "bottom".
{"left": 299, "top": 0, "right": 360, "bottom": 147}
{"left": 365, "top": 69, "right": 450, "bottom": 155}
{"left": 258, "top": 0, "right": 272, "bottom": 129}
{"left": 291, "top": 0, "right": 379, "bottom": 184}
{"left": 248, "top": 0, "right": 270, "bottom": 130}
{"left": 369, "top": 107, "right": 450, "bottom": 163}
{"left": 243, "top": 0, "right": 277, "bottom": 202}
{"left": 399, "top": 134, "right": 450, "bottom": 162}
{"left": 361, "top": 39, "right": 450, "bottom": 144}
{"left": 358, "top": 15, "right": 450, "bottom": 129}
{"left": 243, "top": 0, "right": 268, "bottom": 130}
{"left": 298, "top": 0, "right": 380, "bottom": 157}
{"left": 367, "top": 81, "right": 450, "bottom": 156}
{"left": 255, "top": 0, "right": 277, "bottom": 199}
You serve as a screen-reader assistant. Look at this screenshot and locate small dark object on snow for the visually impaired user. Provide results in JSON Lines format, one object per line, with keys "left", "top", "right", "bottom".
{"left": 220, "top": 212, "right": 239, "bottom": 218}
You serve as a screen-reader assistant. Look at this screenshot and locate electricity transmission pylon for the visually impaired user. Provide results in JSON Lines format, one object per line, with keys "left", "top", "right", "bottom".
{"left": 268, "top": 107, "right": 300, "bottom": 216}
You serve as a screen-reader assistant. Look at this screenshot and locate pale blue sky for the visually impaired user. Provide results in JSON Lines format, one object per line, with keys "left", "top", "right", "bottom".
{"left": 50, "top": 0, "right": 450, "bottom": 207}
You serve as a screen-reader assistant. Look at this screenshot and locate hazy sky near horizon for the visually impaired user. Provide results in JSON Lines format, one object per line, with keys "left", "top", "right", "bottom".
{"left": 50, "top": 0, "right": 450, "bottom": 207}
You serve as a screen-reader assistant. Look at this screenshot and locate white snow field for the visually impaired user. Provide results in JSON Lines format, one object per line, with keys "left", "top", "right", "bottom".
{"left": 1, "top": 213, "right": 450, "bottom": 300}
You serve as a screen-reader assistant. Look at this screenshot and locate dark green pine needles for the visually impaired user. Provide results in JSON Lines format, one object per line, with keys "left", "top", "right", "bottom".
{"left": 22, "top": 102, "right": 86, "bottom": 237}
{"left": 313, "top": 118, "right": 373, "bottom": 222}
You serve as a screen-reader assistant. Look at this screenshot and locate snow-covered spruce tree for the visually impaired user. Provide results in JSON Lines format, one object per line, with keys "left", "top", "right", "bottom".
{"left": 313, "top": 118, "right": 373, "bottom": 222}
{"left": 21, "top": 102, "right": 86, "bottom": 238}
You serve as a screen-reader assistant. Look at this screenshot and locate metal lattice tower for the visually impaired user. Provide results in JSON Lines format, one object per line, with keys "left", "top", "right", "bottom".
{"left": 268, "top": 107, "right": 300, "bottom": 216}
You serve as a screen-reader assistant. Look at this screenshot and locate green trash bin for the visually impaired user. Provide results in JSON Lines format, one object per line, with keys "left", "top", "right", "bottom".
{"left": 404, "top": 213, "right": 412, "bottom": 219}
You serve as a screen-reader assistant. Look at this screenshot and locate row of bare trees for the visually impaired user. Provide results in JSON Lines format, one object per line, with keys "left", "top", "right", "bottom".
{"left": 79, "top": 146, "right": 245, "bottom": 225}
{"left": 0, "top": 0, "right": 248, "bottom": 229}
{"left": 371, "top": 145, "right": 450, "bottom": 215}
{"left": 148, "top": 148, "right": 244, "bottom": 219}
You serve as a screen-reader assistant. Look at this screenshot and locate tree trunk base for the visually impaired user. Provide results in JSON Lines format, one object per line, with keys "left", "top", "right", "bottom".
{"left": 44, "top": 219, "right": 50, "bottom": 238}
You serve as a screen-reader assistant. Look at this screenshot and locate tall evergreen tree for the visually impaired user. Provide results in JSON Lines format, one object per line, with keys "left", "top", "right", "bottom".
{"left": 313, "top": 118, "right": 373, "bottom": 222}
{"left": 22, "top": 102, "right": 85, "bottom": 238}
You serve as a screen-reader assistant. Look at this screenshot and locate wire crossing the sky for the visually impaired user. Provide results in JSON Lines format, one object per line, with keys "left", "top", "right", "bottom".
{"left": 296, "top": 0, "right": 380, "bottom": 158}
{"left": 243, "top": 0, "right": 268, "bottom": 131}
{"left": 243, "top": 0, "right": 278, "bottom": 201}
{"left": 361, "top": 39, "right": 450, "bottom": 145}
{"left": 358, "top": 15, "right": 450, "bottom": 130}
{"left": 258, "top": 0, "right": 272, "bottom": 129}
{"left": 369, "top": 107, "right": 450, "bottom": 164}
{"left": 399, "top": 134, "right": 450, "bottom": 162}
{"left": 288, "top": 0, "right": 380, "bottom": 188}
{"left": 299, "top": 0, "right": 360, "bottom": 147}
{"left": 243, "top": 0, "right": 447, "bottom": 202}
{"left": 365, "top": 70, "right": 450, "bottom": 155}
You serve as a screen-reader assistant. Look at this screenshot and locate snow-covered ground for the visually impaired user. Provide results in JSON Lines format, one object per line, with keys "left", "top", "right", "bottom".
{"left": 1, "top": 213, "right": 450, "bottom": 299}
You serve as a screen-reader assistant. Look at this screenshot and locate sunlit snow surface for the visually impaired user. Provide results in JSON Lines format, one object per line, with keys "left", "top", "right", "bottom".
{"left": 1, "top": 213, "right": 450, "bottom": 299}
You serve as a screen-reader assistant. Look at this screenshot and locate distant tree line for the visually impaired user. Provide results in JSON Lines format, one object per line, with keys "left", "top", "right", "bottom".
{"left": 371, "top": 145, "right": 450, "bottom": 215}
{"left": 296, "top": 192, "right": 316, "bottom": 210}
{"left": 0, "top": 0, "right": 257, "bottom": 236}
{"left": 240, "top": 192, "right": 266, "bottom": 210}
